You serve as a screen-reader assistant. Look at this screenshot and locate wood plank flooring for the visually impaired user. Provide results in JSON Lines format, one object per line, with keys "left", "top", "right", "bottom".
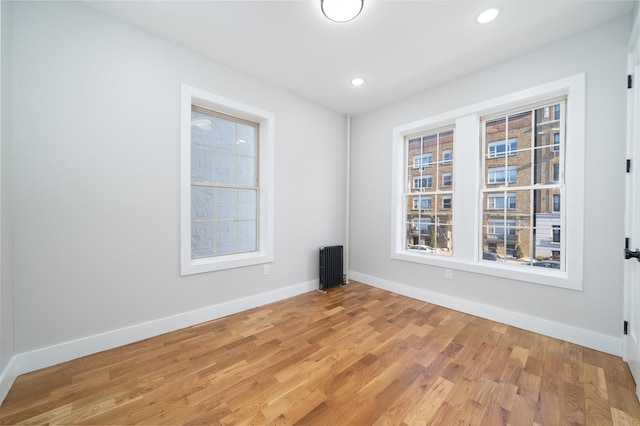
{"left": 1, "top": 281, "right": 640, "bottom": 425}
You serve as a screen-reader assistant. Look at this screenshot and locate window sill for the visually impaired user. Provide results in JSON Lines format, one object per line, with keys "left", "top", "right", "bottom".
{"left": 182, "top": 250, "right": 273, "bottom": 276}
{"left": 391, "top": 250, "right": 578, "bottom": 290}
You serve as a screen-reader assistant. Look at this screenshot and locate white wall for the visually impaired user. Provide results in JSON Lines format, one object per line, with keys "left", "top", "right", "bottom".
{"left": 350, "top": 16, "right": 631, "bottom": 349}
{"left": 10, "top": 1, "right": 346, "bottom": 354}
{"left": 1, "top": 0, "right": 16, "bottom": 402}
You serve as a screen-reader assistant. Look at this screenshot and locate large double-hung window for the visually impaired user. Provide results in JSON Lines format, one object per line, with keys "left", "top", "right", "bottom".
{"left": 190, "top": 107, "right": 258, "bottom": 257}
{"left": 391, "top": 74, "right": 584, "bottom": 290}
{"left": 181, "top": 85, "right": 274, "bottom": 275}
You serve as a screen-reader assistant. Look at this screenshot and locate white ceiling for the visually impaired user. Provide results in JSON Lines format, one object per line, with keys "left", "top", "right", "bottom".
{"left": 83, "top": 0, "right": 636, "bottom": 115}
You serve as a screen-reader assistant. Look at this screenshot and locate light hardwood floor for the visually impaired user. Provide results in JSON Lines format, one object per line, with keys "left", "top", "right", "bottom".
{"left": 1, "top": 281, "right": 640, "bottom": 425}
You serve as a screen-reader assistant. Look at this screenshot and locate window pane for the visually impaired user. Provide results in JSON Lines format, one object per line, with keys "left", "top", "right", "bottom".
{"left": 238, "top": 221, "right": 257, "bottom": 252}
{"left": 191, "top": 111, "right": 214, "bottom": 149}
{"left": 236, "top": 123, "right": 255, "bottom": 157}
{"left": 214, "top": 222, "right": 236, "bottom": 255}
{"left": 507, "top": 111, "right": 533, "bottom": 152}
{"left": 215, "top": 117, "right": 236, "bottom": 153}
{"left": 191, "top": 186, "right": 214, "bottom": 221}
{"left": 215, "top": 188, "right": 236, "bottom": 220}
{"left": 436, "top": 223, "right": 453, "bottom": 256}
{"left": 535, "top": 104, "right": 562, "bottom": 148}
{"left": 192, "top": 222, "right": 214, "bottom": 257}
{"left": 485, "top": 117, "right": 506, "bottom": 154}
{"left": 534, "top": 146, "right": 559, "bottom": 184}
{"left": 191, "top": 147, "right": 213, "bottom": 183}
{"left": 237, "top": 156, "right": 255, "bottom": 186}
{"left": 406, "top": 215, "right": 434, "bottom": 251}
{"left": 532, "top": 188, "right": 561, "bottom": 263}
{"left": 214, "top": 152, "right": 236, "bottom": 185}
{"left": 238, "top": 189, "right": 257, "bottom": 220}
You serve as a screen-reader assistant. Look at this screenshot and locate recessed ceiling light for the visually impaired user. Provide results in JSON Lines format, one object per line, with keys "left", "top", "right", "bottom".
{"left": 351, "top": 77, "right": 364, "bottom": 86}
{"left": 476, "top": 7, "right": 500, "bottom": 24}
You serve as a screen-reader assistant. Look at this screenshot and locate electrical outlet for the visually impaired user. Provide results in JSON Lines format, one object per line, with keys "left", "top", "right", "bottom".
{"left": 444, "top": 268, "right": 453, "bottom": 280}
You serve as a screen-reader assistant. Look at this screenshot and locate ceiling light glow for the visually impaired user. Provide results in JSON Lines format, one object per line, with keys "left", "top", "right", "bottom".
{"left": 321, "top": 0, "right": 363, "bottom": 23}
{"left": 351, "top": 77, "right": 364, "bottom": 86}
{"left": 476, "top": 8, "right": 500, "bottom": 24}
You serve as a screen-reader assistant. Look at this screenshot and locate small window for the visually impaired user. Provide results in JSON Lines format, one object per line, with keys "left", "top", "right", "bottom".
{"left": 442, "top": 195, "right": 452, "bottom": 210}
{"left": 487, "top": 192, "right": 516, "bottom": 210}
{"left": 553, "top": 132, "right": 560, "bottom": 151}
{"left": 442, "top": 172, "right": 452, "bottom": 187}
{"left": 553, "top": 194, "right": 560, "bottom": 212}
{"left": 552, "top": 225, "right": 561, "bottom": 243}
{"left": 487, "top": 219, "right": 516, "bottom": 238}
{"left": 488, "top": 138, "right": 517, "bottom": 157}
{"left": 413, "top": 153, "right": 433, "bottom": 168}
{"left": 443, "top": 149, "right": 453, "bottom": 163}
{"left": 488, "top": 166, "right": 517, "bottom": 184}
{"left": 553, "top": 163, "right": 559, "bottom": 182}
{"left": 413, "top": 175, "right": 432, "bottom": 190}
{"left": 554, "top": 104, "right": 561, "bottom": 120}
{"left": 413, "top": 196, "right": 432, "bottom": 210}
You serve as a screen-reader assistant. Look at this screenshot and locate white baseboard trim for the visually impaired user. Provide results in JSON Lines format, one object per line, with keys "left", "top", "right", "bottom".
{"left": 0, "top": 279, "right": 318, "bottom": 405}
{"left": 0, "top": 356, "right": 17, "bottom": 406}
{"left": 350, "top": 271, "right": 622, "bottom": 356}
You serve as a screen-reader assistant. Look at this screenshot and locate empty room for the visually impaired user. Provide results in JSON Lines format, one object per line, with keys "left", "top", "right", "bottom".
{"left": 1, "top": 0, "right": 640, "bottom": 424}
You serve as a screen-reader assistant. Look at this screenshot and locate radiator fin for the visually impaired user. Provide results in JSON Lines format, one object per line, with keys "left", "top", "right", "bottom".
{"left": 319, "top": 245, "right": 343, "bottom": 291}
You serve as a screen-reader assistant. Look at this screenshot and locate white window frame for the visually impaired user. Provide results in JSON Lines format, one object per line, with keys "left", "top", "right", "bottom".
{"left": 180, "top": 84, "right": 275, "bottom": 275}
{"left": 391, "top": 74, "right": 585, "bottom": 290}
{"left": 443, "top": 149, "right": 453, "bottom": 163}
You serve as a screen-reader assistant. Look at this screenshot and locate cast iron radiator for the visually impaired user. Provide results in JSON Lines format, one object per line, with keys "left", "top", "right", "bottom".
{"left": 319, "top": 245, "right": 344, "bottom": 291}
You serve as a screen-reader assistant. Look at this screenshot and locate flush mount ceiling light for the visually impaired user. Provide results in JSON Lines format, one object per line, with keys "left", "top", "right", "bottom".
{"left": 321, "top": 0, "right": 363, "bottom": 23}
{"left": 476, "top": 7, "right": 500, "bottom": 24}
{"left": 351, "top": 77, "right": 365, "bottom": 86}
